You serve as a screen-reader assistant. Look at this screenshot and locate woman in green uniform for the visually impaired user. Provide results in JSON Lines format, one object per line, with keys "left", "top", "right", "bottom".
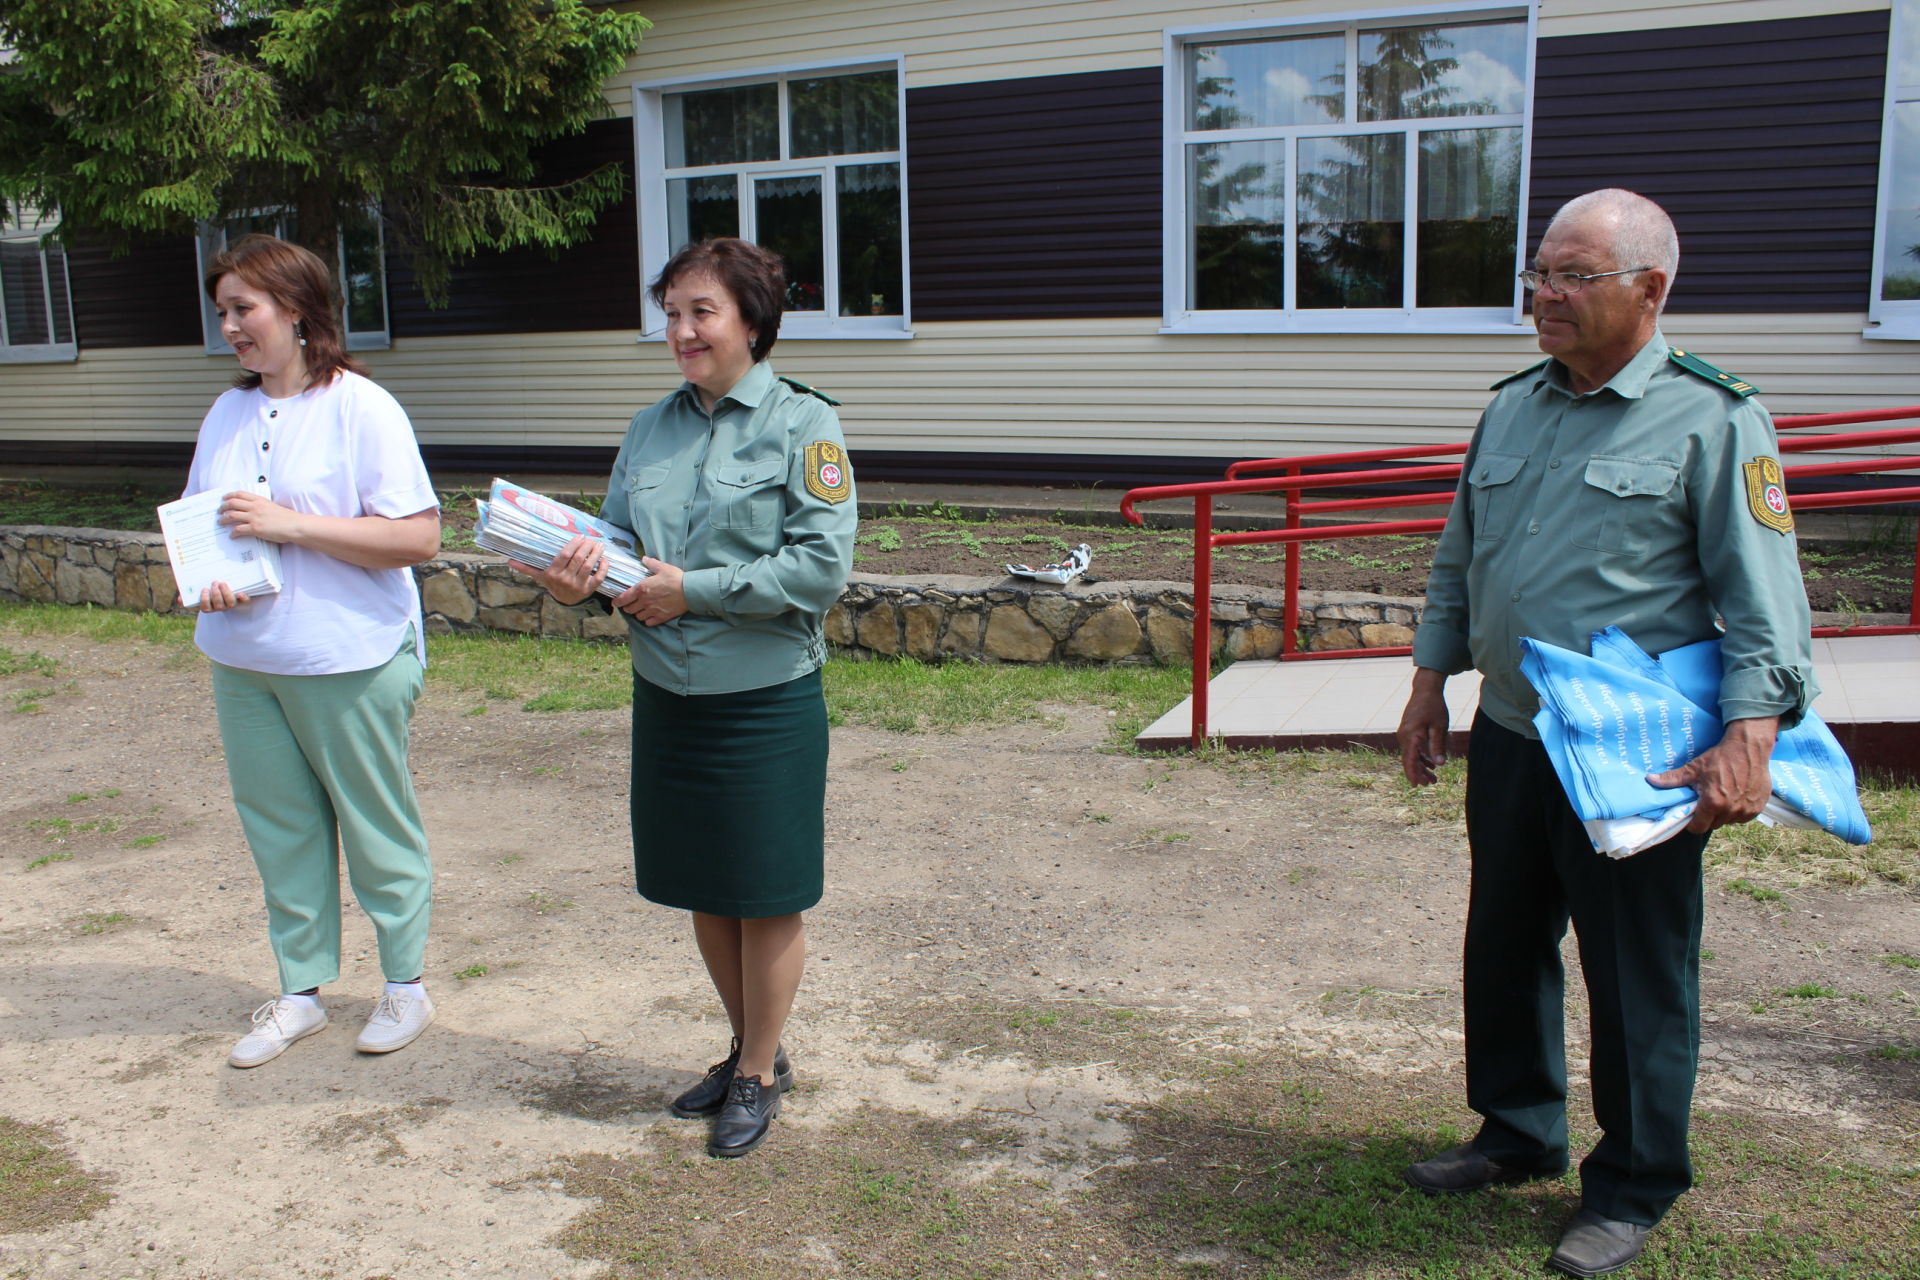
{"left": 513, "top": 238, "right": 856, "bottom": 1157}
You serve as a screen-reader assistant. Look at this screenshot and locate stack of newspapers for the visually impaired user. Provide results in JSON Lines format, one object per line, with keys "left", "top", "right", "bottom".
{"left": 472, "top": 478, "right": 649, "bottom": 598}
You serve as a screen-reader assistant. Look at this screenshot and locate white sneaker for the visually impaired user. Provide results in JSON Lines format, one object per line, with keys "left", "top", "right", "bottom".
{"left": 229, "top": 997, "right": 329, "bottom": 1068}
{"left": 355, "top": 987, "right": 435, "bottom": 1054}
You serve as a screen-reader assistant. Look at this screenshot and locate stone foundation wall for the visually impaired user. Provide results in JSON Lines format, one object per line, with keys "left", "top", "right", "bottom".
{"left": 0, "top": 525, "right": 1424, "bottom": 663}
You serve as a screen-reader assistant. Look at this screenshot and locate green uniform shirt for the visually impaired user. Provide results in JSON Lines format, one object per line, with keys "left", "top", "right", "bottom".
{"left": 600, "top": 360, "right": 857, "bottom": 696}
{"left": 1412, "top": 330, "right": 1815, "bottom": 738}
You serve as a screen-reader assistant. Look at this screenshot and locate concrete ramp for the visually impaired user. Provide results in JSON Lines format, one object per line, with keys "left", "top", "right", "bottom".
{"left": 1136, "top": 634, "right": 1920, "bottom": 780}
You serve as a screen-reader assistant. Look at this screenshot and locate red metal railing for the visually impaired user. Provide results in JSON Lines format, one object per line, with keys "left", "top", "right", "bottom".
{"left": 1120, "top": 409, "right": 1920, "bottom": 748}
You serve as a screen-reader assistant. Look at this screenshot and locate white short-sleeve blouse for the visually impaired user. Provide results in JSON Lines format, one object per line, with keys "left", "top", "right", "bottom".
{"left": 186, "top": 371, "right": 437, "bottom": 676}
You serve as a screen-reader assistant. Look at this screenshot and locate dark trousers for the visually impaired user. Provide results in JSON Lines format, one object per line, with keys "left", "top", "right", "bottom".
{"left": 1463, "top": 712, "right": 1708, "bottom": 1227}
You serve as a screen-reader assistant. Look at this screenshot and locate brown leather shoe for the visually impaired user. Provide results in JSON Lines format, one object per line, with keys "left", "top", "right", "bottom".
{"left": 1548, "top": 1208, "right": 1651, "bottom": 1277}
{"left": 1404, "top": 1143, "right": 1566, "bottom": 1194}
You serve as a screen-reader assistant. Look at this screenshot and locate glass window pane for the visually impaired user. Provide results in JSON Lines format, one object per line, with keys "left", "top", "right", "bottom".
{"left": 837, "top": 163, "right": 902, "bottom": 316}
{"left": 0, "top": 241, "right": 51, "bottom": 345}
{"left": 665, "top": 84, "right": 777, "bottom": 168}
{"left": 47, "top": 245, "right": 72, "bottom": 344}
{"left": 1188, "top": 140, "right": 1287, "bottom": 309}
{"left": 1884, "top": 103, "right": 1920, "bottom": 300}
{"left": 340, "top": 210, "right": 386, "bottom": 335}
{"left": 791, "top": 71, "right": 898, "bottom": 158}
{"left": 1190, "top": 35, "right": 1344, "bottom": 129}
{"left": 1359, "top": 21, "right": 1526, "bottom": 121}
{"left": 225, "top": 211, "right": 290, "bottom": 242}
{"left": 1417, "top": 127, "right": 1521, "bottom": 306}
{"left": 1898, "top": 2, "right": 1920, "bottom": 93}
{"left": 668, "top": 175, "right": 740, "bottom": 252}
{"left": 1297, "top": 134, "right": 1404, "bottom": 309}
{"left": 755, "top": 175, "right": 824, "bottom": 311}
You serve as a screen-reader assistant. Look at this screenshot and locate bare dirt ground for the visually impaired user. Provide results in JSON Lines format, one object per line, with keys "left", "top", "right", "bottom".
{"left": 1, "top": 629, "right": 1917, "bottom": 1279}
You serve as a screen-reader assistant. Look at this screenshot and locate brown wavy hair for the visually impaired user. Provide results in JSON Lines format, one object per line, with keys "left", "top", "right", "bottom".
{"left": 648, "top": 237, "right": 786, "bottom": 363}
{"left": 202, "top": 233, "right": 364, "bottom": 392}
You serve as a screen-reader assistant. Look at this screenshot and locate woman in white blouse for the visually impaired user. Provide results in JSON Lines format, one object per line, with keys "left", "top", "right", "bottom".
{"left": 189, "top": 234, "right": 442, "bottom": 1069}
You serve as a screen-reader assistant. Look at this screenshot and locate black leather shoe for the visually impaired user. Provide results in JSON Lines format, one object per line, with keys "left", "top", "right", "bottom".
{"left": 669, "top": 1041, "right": 793, "bottom": 1119}
{"left": 1548, "top": 1208, "right": 1651, "bottom": 1277}
{"left": 707, "top": 1073, "right": 781, "bottom": 1158}
{"left": 1405, "top": 1143, "right": 1566, "bottom": 1194}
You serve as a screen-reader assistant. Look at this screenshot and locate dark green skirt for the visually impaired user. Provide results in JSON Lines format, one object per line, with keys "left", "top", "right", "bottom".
{"left": 629, "top": 668, "right": 826, "bottom": 917}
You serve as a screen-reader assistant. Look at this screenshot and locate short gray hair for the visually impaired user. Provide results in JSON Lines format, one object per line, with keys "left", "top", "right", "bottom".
{"left": 1547, "top": 189, "right": 1680, "bottom": 309}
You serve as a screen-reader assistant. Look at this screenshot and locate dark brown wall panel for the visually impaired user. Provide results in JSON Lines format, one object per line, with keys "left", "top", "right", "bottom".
{"left": 384, "top": 117, "right": 640, "bottom": 337}
{"left": 1530, "top": 9, "right": 1889, "bottom": 312}
{"left": 67, "top": 234, "right": 203, "bottom": 349}
{"left": 907, "top": 67, "right": 1162, "bottom": 320}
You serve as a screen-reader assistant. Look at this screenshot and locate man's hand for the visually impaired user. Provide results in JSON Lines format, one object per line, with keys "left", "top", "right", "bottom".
{"left": 1398, "top": 667, "right": 1451, "bottom": 786}
{"left": 1646, "top": 716, "right": 1779, "bottom": 833}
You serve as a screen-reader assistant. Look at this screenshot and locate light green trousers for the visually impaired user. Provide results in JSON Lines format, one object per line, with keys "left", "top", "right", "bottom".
{"left": 212, "top": 645, "right": 431, "bottom": 993}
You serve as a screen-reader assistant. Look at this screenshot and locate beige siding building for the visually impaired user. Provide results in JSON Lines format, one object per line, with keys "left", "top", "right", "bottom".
{"left": 2, "top": 0, "right": 1912, "bottom": 482}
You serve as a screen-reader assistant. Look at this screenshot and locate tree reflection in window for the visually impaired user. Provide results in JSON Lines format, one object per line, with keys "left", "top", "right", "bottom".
{"left": 656, "top": 69, "right": 904, "bottom": 321}
{"left": 1184, "top": 17, "right": 1525, "bottom": 314}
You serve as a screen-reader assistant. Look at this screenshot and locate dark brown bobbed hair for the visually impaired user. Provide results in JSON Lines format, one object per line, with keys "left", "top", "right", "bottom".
{"left": 202, "top": 233, "right": 364, "bottom": 392}
{"left": 648, "top": 237, "right": 786, "bottom": 363}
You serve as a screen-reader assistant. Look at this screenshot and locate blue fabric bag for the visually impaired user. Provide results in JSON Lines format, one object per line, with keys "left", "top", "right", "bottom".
{"left": 1519, "top": 627, "right": 1871, "bottom": 852}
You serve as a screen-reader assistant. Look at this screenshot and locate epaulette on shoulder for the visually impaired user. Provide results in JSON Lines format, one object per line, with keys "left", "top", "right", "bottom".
{"left": 1490, "top": 357, "right": 1550, "bottom": 390}
{"left": 1668, "top": 347, "right": 1759, "bottom": 397}
{"left": 779, "top": 375, "right": 841, "bottom": 406}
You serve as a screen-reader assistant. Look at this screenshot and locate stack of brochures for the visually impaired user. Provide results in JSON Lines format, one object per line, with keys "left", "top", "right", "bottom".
{"left": 472, "top": 478, "right": 649, "bottom": 598}
{"left": 157, "top": 485, "right": 283, "bottom": 606}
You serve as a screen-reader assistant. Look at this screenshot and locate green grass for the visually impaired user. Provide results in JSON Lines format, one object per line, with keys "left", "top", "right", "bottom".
{"left": 1708, "top": 778, "right": 1919, "bottom": 889}
{"left": 25, "top": 853, "right": 72, "bottom": 870}
{"left": 1726, "top": 878, "right": 1785, "bottom": 904}
{"left": 75, "top": 912, "right": 131, "bottom": 935}
{"left": 0, "top": 1117, "right": 111, "bottom": 1234}
{"left": 0, "top": 601, "right": 198, "bottom": 649}
{"left": 1776, "top": 983, "right": 1841, "bottom": 1000}
{"left": 823, "top": 655, "right": 1187, "bottom": 743}
{"left": 0, "top": 481, "right": 168, "bottom": 532}
{"left": 425, "top": 631, "right": 634, "bottom": 712}
{"left": 1881, "top": 953, "right": 1920, "bottom": 970}
{"left": 0, "top": 645, "right": 59, "bottom": 678}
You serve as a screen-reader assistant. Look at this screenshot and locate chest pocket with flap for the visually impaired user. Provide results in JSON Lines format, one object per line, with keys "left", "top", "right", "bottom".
{"left": 711, "top": 458, "right": 785, "bottom": 530}
{"left": 1466, "top": 451, "right": 1528, "bottom": 541}
{"left": 1572, "top": 455, "right": 1681, "bottom": 555}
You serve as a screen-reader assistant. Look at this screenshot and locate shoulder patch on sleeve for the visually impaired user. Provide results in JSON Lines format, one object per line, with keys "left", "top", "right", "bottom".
{"left": 1742, "top": 455, "right": 1794, "bottom": 533}
{"left": 803, "top": 440, "right": 852, "bottom": 504}
{"left": 1669, "top": 348, "right": 1760, "bottom": 397}
{"left": 1490, "top": 358, "right": 1550, "bottom": 391}
{"left": 779, "top": 375, "right": 842, "bottom": 406}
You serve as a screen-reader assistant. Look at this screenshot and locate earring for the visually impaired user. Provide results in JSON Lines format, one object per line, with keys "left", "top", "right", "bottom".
{"left": 295, "top": 322, "right": 307, "bottom": 348}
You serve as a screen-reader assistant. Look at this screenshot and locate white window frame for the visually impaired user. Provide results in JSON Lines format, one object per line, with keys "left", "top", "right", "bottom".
{"left": 0, "top": 204, "right": 78, "bottom": 364}
{"left": 1868, "top": 0, "right": 1920, "bottom": 339}
{"left": 194, "top": 209, "right": 392, "bottom": 354}
{"left": 632, "top": 56, "right": 913, "bottom": 341}
{"left": 1161, "top": 0, "right": 1537, "bottom": 336}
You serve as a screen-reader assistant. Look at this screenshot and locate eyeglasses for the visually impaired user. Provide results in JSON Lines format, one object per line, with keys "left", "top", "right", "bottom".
{"left": 1517, "top": 267, "right": 1653, "bottom": 294}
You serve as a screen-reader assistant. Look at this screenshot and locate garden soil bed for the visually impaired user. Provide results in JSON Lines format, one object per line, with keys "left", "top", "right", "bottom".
{"left": 5, "top": 482, "right": 1913, "bottom": 614}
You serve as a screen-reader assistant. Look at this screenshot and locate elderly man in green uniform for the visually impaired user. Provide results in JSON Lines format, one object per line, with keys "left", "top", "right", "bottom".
{"left": 1396, "top": 189, "right": 1813, "bottom": 1278}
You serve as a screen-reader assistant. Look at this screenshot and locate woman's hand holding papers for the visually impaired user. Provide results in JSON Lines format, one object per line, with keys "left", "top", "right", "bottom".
{"left": 616, "top": 557, "right": 688, "bottom": 628}
{"left": 1646, "top": 715, "right": 1779, "bottom": 833}
{"left": 509, "top": 534, "right": 609, "bottom": 606}
{"left": 196, "top": 581, "right": 250, "bottom": 612}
